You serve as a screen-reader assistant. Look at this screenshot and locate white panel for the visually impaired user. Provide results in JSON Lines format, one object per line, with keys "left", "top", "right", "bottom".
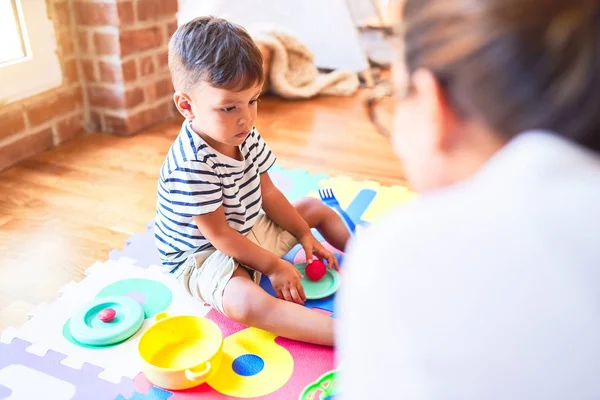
{"left": 178, "top": 0, "right": 369, "bottom": 72}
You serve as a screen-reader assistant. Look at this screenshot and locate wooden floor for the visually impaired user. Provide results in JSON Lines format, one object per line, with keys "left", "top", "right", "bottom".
{"left": 0, "top": 92, "right": 402, "bottom": 329}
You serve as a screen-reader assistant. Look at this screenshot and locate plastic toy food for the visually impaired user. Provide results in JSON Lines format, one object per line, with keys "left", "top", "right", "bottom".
{"left": 305, "top": 260, "right": 327, "bottom": 281}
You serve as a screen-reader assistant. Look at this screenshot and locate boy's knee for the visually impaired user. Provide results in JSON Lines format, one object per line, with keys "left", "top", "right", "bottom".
{"left": 224, "top": 300, "right": 250, "bottom": 324}
{"left": 295, "top": 197, "right": 322, "bottom": 213}
{"left": 224, "top": 290, "right": 274, "bottom": 325}
{"left": 295, "top": 198, "right": 330, "bottom": 226}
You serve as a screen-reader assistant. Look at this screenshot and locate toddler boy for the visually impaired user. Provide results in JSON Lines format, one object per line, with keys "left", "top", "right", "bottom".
{"left": 154, "top": 16, "right": 349, "bottom": 346}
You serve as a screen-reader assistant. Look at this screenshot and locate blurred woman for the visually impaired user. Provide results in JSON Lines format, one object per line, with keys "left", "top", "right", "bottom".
{"left": 338, "top": 0, "right": 600, "bottom": 398}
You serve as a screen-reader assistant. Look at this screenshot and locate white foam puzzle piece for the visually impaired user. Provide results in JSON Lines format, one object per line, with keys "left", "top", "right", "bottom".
{"left": 0, "top": 365, "right": 76, "bottom": 400}
{"left": 0, "top": 258, "right": 211, "bottom": 382}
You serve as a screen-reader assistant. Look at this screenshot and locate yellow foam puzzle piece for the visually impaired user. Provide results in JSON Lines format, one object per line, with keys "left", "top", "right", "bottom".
{"left": 207, "top": 327, "right": 293, "bottom": 398}
{"left": 309, "top": 176, "right": 417, "bottom": 223}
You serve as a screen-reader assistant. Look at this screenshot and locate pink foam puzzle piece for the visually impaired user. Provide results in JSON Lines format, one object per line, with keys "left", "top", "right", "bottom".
{"left": 311, "top": 308, "right": 334, "bottom": 317}
{"left": 133, "top": 309, "right": 335, "bottom": 399}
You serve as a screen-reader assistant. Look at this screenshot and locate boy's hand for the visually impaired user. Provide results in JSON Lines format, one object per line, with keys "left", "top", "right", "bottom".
{"left": 267, "top": 259, "right": 306, "bottom": 305}
{"left": 299, "top": 232, "right": 340, "bottom": 271}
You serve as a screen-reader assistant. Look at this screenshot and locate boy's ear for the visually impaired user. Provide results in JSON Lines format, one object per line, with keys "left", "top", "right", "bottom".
{"left": 173, "top": 92, "right": 195, "bottom": 119}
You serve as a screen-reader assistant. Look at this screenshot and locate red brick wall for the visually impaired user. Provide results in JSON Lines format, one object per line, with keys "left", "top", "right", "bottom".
{"left": 0, "top": 0, "right": 178, "bottom": 171}
{"left": 0, "top": 0, "right": 84, "bottom": 171}
{"left": 76, "top": 0, "right": 177, "bottom": 135}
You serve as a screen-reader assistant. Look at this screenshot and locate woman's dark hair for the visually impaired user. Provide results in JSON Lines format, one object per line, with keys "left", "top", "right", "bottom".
{"left": 403, "top": 0, "right": 600, "bottom": 152}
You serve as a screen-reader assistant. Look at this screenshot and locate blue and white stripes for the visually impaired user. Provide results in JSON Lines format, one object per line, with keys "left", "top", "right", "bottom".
{"left": 154, "top": 120, "right": 276, "bottom": 272}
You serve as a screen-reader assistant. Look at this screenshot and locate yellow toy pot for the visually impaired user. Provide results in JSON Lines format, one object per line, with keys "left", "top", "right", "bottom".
{"left": 138, "top": 312, "right": 223, "bottom": 390}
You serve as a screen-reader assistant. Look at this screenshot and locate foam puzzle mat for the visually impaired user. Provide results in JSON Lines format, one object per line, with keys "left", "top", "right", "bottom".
{"left": 0, "top": 166, "right": 414, "bottom": 400}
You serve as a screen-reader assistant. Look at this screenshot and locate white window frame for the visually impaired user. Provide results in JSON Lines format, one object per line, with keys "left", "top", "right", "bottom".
{"left": 0, "top": 0, "right": 63, "bottom": 104}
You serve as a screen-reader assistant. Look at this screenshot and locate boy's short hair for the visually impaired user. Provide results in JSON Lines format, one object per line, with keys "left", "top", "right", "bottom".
{"left": 168, "top": 16, "right": 264, "bottom": 92}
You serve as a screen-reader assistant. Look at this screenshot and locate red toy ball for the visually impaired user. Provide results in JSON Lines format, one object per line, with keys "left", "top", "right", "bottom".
{"left": 305, "top": 260, "right": 327, "bottom": 281}
{"left": 98, "top": 308, "right": 116, "bottom": 323}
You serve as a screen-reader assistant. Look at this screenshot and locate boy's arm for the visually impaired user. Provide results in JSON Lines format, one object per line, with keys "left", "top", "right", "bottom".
{"left": 193, "top": 207, "right": 306, "bottom": 304}
{"left": 193, "top": 206, "right": 280, "bottom": 274}
{"left": 260, "top": 171, "right": 311, "bottom": 239}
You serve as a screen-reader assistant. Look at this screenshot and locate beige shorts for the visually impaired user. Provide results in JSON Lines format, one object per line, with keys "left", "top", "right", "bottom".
{"left": 177, "top": 214, "right": 298, "bottom": 315}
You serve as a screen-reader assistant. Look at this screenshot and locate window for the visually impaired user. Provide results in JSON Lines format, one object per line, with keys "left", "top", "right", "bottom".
{"left": 0, "top": 0, "right": 62, "bottom": 103}
{"left": 0, "top": 0, "right": 27, "bottom": 65}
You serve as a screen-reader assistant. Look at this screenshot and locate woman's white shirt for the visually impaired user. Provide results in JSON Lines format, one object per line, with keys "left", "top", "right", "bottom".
{"left": 338, "top": 130, "right": 600, "bottom": 399}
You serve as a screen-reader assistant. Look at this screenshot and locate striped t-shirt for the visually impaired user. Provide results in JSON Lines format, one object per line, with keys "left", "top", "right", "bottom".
{"left": 154, "top": 120, "right": 276, "bottom": 272}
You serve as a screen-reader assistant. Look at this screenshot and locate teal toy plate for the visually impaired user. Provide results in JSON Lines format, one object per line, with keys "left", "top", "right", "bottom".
{"left": 295, "top": 264, "right": 340, "bottom": 300}
{"left": 69, "top": 295, "right": 144, "bottom": 346}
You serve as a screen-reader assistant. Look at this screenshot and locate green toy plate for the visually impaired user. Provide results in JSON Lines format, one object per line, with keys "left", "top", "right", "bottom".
{"left": 69, "top": 295, "right": 144, "bottom": 346}
{"left": 295, "top": 263, "right": 340, "bottom": 300}
{"left": 299, "top": 370, "right": 339, "bottom": 400}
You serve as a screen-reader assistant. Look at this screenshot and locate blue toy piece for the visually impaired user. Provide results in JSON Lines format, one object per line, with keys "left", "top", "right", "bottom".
{"left": 69, "top": 295, "right": 144, "bottom": 347}
{"left": 318, "top": 188, "right": 357, "bottom": 234}
{"left": 345, "top": 188, "right": 377, "bottom": 225}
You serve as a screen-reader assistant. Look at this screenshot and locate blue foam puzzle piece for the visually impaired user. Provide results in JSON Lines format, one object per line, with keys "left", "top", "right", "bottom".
{"left": 115, "top": 387, "right": 172, "bottom": 400}
{"left": 306, "top": 294, "right": 337, "bottom": 317}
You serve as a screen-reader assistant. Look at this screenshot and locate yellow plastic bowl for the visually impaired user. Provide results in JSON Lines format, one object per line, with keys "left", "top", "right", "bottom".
{"left": 138, "top": 312, "right": 223, "bottom": 390}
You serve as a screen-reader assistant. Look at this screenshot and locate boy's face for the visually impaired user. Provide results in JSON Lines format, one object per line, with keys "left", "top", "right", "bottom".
{"left": 174, "top": 81, "right": 262, "bottom": 149}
